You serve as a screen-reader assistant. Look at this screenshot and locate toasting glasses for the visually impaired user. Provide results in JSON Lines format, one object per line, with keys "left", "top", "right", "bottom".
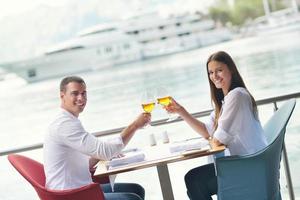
{"left": 141, "top": 87, "right": 177, "bottom": 124}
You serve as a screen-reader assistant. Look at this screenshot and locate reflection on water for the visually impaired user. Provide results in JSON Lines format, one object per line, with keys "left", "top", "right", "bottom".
{"left": 1, "top": 30, "right": 300, "bottom": 199}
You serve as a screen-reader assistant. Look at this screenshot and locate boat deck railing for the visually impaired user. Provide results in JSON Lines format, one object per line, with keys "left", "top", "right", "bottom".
{"left": 1, "top": 91, "right": 299, "bottom": 200}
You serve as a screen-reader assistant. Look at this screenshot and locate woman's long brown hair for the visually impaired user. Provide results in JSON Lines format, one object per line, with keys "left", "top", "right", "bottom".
{"left": 206, "top": 51, "right": 258, "bottom": 130}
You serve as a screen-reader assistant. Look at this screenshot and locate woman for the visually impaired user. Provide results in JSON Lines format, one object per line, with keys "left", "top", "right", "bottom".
{"left": 165, "top": 51, "right": 267, "bottom": 200}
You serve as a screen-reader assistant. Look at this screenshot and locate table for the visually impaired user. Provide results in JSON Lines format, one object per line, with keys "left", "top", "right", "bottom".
{"left": 94, "top": 140, "right": 225, "bottom": 200}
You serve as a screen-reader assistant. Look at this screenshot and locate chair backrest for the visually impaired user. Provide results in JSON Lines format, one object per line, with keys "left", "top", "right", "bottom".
{"left": 261, "top": 99, "right": 296, "bottom": 199}
{"left": 8, "top": 154, "right": 105, "bottom": 200}
{"left": 216, "top": 99, "right": 296, "bottom": 200}
{"left": 263, "top": 99, "right": 296, "bottom": 144}
{"left": 8, "top": 154, "right": 46, "bottom": 189}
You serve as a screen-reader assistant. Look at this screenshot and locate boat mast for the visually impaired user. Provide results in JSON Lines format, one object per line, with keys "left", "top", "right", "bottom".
{"left": 291, "top": 0, "right": 299, "bottom": 13}
{"left": 262, "top": 0, "right": 271, "bottom": 23}
{"left": 263, "top": 0, "right": 298, "bottom": 21}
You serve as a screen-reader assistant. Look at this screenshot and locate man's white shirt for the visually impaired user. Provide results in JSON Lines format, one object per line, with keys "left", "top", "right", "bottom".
{"left": 44, "top": 109, "right": 124, "bottom": 190}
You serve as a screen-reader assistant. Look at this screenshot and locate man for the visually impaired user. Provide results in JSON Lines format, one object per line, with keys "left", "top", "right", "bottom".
{"left": 44, "top": 76, "right": 150, "bottom": 200}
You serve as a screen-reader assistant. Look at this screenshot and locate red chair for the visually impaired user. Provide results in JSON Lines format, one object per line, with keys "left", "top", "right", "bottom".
{"left": 8, "top": 154, "right": 105, "bottom": 200}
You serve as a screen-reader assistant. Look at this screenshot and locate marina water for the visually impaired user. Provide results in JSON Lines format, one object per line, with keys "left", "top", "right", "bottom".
{"left": 1, "top": 30, "right": 300, "bottom": 199}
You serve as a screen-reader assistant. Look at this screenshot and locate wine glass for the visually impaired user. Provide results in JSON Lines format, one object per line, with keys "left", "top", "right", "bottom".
{"left": 156, "top": 87, "right": 177, "bottom": 122}
{"left": 141, "top": 90, "right": 156, "bottom": 127}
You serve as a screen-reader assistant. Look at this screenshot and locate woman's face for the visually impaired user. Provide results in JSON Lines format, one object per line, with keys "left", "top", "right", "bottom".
{"left": 208, "top": 60, "right": 232, "bottom": 95}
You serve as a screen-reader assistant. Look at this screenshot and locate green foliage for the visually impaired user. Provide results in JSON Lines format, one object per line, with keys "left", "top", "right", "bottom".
{"left": 209, "top": 0, "right": 231, "bottom": 25}
{"left": 208, "top": 0, "right": 288, "bottom": 27}
{"left": 230, "top": 0, "right": 265, "bottom": 26}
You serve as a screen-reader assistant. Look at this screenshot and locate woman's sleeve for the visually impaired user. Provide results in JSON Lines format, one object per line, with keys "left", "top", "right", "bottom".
{"left": 204, "top": 111, "right": 215, "bottom": 136}
{"left": 213, "top": 91, "right": 247, "bottom": 145}
{"left": 59, "top": 120, "right": 124, "bottom": 160}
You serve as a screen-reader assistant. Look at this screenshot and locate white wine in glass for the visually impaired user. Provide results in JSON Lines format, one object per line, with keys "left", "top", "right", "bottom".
{"left": 142, "top": 102, "right": 155, "bottom": 113}
{"left": 141, "top": 90, "right": 156, "bottom": 128}
{"left": 157, "top": 96, "right": 172, "bottom": 106}
{"left": 156, "top": 87, "right": 177, "bottom": 121}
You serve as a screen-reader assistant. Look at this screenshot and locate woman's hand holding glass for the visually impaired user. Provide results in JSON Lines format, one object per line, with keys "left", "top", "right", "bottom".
{"left": 156, "top": 87, "right": 178, "bottom": 121}
{"left": 163, "top": 97, "right": 184, "bottom": 115}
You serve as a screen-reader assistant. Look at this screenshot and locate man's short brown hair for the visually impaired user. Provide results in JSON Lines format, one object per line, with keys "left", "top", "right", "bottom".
{"left": 60, "top": 76, "right": 86, "bottom": 92}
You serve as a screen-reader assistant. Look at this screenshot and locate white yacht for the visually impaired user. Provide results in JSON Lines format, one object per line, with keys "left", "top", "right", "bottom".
{"left": 0, "top": 12, "right": 232, "bottom": 83}
{"left": 1, "top": 24, "right": 142, "bottom": 82}
{"left": 122, "top": 12, "right": 232, "bottom": 58}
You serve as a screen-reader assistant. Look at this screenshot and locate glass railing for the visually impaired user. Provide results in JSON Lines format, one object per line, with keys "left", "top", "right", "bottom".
{"left": 1, "top": 91, "right": 299, "bottom": 200}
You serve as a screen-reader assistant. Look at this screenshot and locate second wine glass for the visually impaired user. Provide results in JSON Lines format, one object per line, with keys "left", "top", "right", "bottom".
{"left": 156, "top": 87, "right": 177, "bottom": 122}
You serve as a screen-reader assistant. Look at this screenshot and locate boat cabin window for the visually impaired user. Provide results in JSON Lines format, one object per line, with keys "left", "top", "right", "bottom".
{"left": 105, "top": 47, "right": 112, "bottom": 53}
{"left": 123, "top": 44, "right": 130, "bottom": 49}
{"left": 190, "top": 19, "right": 201, "bottom": 23}
{"left": 178, "top": 32, "right": 190, "bottom": 37}
{"left": 27, "top": 69, "right": 36, "bottom": 78}
{"left": 127, "top": 30, "right": 144, "bottom": 35}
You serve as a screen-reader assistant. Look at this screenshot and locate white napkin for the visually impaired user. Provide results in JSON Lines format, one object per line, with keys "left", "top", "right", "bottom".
{"left": 108, "top": 151, "right": 145, "bottom": 168}
{"left": 103, "top": 149, "right": 145, "bottom": 191}
{"left": 169, "top": 138, "right": 209, "bottom": 153}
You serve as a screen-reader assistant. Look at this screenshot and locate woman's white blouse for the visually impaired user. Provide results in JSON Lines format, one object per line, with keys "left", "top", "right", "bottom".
{"left": 205, "top": 87, "right": 267, "bottom": 156}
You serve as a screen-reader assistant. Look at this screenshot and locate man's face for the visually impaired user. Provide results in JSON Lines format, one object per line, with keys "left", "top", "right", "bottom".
{"left": 60, "top": 82, "right": 87, "bottom": 117}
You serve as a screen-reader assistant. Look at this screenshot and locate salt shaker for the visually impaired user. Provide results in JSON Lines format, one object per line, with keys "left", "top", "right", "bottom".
{"left": 162, "top": 131, "right": 170, "bottom": 144}
{"left": 149, "top": 133, "right": 157, "bottom": 146}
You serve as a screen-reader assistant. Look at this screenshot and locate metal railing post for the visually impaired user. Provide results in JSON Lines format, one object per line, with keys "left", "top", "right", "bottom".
{"left": 282, "top": 142, "right": 295, "bottom": 200}
{"left": 273, "top": 101, "right": 295, "bottom": 200}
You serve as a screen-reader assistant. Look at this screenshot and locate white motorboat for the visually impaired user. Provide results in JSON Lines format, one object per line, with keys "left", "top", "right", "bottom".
{"left": 1, "top": 25, "right": 142, "bottom": 82}
{"left": 122, "top": 12, "right": 232, "bottom": 58}
{"left": 0, "top": 12, "right": 232, "bottom": 83}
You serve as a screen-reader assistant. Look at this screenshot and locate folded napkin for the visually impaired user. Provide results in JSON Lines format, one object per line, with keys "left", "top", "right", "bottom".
{"left": 169, "top": 138, "right": 209, "bottom": 153}
{"left": 108, "top": 151, "right": 145, "bottom": 168}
